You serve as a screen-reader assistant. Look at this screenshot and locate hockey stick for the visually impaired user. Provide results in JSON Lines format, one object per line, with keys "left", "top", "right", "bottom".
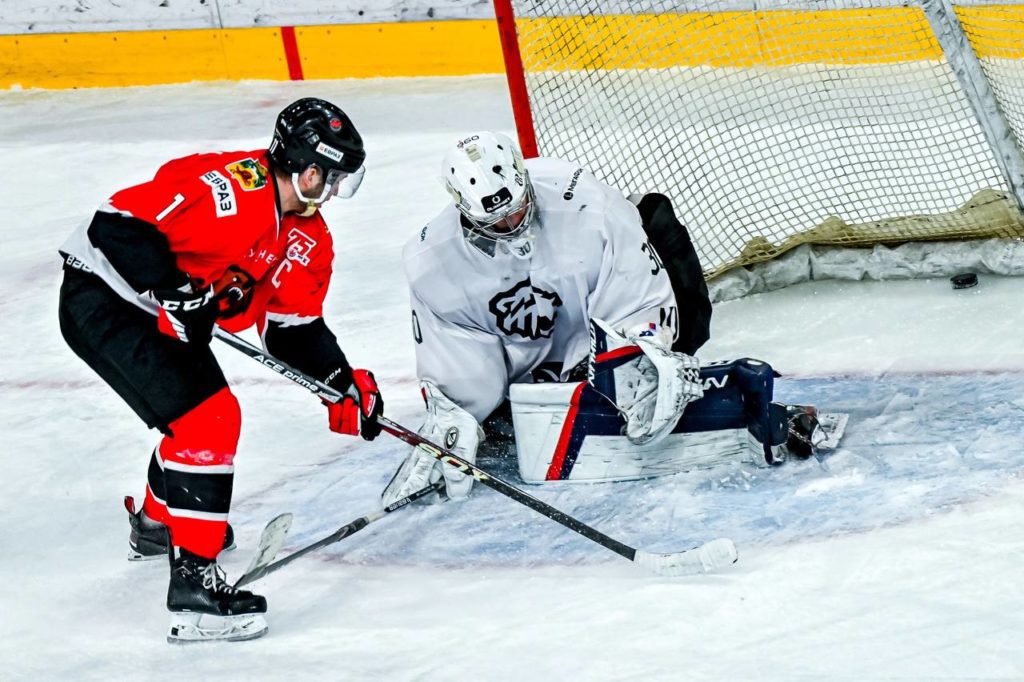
{"left": 376, "top": 416, "right": 736, "bottom": 576}
{"left": 234, "top": 480, "right": 445, "bottom": 588}
{"left": 213, "top": 327, "right": 738, "bottom": 576}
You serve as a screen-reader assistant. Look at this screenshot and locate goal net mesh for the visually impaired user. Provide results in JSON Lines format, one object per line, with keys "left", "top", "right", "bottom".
{"left": 504, "top": 1, "right": 1024, "bottom": 279}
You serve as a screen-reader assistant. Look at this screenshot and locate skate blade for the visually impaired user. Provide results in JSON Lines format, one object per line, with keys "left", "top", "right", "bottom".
{"left": 127, "top": 548, "right": 164, "bottom": 562}
{"left": 167, "top": 612, "right": 268, "bottom": 643}
{"left": 813, "top": 412, "right": 849, "bottom": 451}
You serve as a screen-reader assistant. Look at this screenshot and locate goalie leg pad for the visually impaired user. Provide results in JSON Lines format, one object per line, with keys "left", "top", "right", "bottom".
{"left": 511, "top": 358, "right": 789, "bottom": 482}
{"left": 672, "top": 358, "right": 788, "bottom": 466}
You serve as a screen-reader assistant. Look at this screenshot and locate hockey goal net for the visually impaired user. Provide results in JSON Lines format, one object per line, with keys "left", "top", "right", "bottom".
{"left": 494, "top": 0, "right": 1024, "bottom": 281}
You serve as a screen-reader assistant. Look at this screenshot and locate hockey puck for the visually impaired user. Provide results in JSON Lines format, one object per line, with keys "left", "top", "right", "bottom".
{"left": 950, "top": 273, "right": 978, "bottom": 290}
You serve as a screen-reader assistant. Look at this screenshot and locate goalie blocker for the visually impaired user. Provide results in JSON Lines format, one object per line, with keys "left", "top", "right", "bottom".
{"left": 512, "top": 357, "right": 809, "bottom": 483}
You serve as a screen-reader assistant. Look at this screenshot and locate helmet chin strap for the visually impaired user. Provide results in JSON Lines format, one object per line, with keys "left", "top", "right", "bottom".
{"left": 291, "top": 172, "right": 331, "bottom": 217}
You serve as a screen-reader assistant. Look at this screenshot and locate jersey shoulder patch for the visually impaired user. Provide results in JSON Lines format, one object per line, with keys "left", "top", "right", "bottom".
{"left": 199, "top": 169, "right": 237, "bottom": 218}
{"left": 225, "top": 157, "right": 269, "bottom": 192}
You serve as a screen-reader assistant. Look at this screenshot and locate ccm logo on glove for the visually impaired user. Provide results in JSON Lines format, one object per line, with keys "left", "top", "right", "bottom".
{"left": 153, "top": 283, "right": 218, "bottom": 345}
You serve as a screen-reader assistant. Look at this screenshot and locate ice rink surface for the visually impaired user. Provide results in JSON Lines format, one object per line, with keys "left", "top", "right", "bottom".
{"left": 2, "top": 77, "right": 1023, "bottom": 680}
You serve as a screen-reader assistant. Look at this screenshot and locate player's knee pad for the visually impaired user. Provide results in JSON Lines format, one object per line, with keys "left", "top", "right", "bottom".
{"left": 161, "top": 387, "right": 242, "bottom": 466}
{"left": 157, "top": 388, "right": 241, "bottom": 558}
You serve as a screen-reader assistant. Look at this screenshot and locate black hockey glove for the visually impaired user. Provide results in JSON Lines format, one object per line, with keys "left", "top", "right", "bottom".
{"left": 153, "top": 281, "right": 219, "bottom": 345}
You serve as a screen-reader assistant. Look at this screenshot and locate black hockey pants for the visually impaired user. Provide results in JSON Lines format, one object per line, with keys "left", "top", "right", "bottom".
{"left": 58, "top": 265, "right": 228, "bottom": 435}
{"left": 634, "top": 193, "right": 712, "bottom": 356}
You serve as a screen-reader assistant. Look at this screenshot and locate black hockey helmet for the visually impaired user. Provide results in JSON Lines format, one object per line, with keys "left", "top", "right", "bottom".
{"left": 268, "top": 98, "right": 365, "bottom": 175}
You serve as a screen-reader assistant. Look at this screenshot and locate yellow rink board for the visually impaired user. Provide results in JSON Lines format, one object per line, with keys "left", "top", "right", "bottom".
{"left": 0, "top": 21, "right": 505, "bottom": 89}
{"left": 294, "top": 22, "right": 505, "bottom": 80}
{"left": 519, "top": 6, "right": 1024, "bottom": 70}
{"left": 0, "top": 28, "right": 291, "bottom": 88}
{"left": 1, "top": 6, "right": 1022, "bottom": 90}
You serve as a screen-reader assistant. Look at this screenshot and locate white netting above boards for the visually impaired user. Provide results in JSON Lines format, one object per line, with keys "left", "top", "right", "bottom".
{"left": 499, "top": 0, "right": 1024, "bottom": 279}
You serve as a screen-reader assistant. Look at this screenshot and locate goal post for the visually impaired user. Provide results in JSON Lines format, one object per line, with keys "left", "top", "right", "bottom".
{"left": 492, "top": 0, "right": 1024, "bottom": 282}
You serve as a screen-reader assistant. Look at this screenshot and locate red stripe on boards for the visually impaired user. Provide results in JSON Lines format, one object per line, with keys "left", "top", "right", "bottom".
{"left": 281, "top": 26, "right": 304, "bottom": 81}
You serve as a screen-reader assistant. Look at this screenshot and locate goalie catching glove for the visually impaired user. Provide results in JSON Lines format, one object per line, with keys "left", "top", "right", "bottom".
{"left": 381, "top": 381, "right": 483, "bottom": 505}
{"left": 589, "top": 318, "right": 703, "bottom": 446}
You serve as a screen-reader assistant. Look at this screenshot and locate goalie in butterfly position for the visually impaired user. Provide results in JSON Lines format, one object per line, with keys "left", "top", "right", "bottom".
{"left": 58, "top": 99, "right": 384, "bottom": 643}
{"left": 383, "top": 131, "right": 845, "bottom": 505}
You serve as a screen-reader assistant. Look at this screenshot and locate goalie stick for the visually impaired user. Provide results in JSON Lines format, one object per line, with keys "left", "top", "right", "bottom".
{"left": 213, "top": 327, "right": 738, "bottom": 577}
{"left": 234, "top": 480, "right": 445, "bottom": 588}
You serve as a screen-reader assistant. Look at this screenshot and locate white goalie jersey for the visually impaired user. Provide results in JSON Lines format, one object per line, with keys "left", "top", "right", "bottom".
{"left": 404, "top": 157, "right": 680, "bottom": 422}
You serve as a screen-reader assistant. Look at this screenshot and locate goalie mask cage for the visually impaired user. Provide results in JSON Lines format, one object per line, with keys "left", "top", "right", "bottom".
{"left": 493, "top": 0, "right": 1024, "bottom": 280}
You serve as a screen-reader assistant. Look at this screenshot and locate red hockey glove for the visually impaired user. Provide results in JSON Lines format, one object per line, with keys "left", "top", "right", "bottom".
{"left": 152, "top": 282, "right": 218, "bottom": 345}
{"left": 327, "top": 369, "right": 383, "bottom": 441}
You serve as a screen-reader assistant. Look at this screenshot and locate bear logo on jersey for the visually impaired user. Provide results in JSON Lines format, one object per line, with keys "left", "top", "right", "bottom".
{"left": 488, "top": 278, "right": 562, "bottom": 340}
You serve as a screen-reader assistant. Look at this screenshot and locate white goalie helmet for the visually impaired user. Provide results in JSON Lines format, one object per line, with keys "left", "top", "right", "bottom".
{"left": 440, "top": 131, "right": 536, "bottom": 252}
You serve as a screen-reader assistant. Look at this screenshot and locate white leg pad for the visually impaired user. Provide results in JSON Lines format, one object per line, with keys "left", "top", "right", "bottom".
{"left": 167, "top": 612, "right": 268, "bottom": 643}
{"left": 511, "top": 382, "right": 771, "bottom": 482}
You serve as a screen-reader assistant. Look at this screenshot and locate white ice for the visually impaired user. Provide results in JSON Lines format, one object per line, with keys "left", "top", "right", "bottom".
{"left": 2, "top": 77, "right": 1023, "bottom": 680}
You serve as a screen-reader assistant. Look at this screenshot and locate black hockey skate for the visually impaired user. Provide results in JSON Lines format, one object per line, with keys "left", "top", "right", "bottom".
{"left": 166, "top": 547, "right": 268, "bottom": 643}
{"left": 125, "top": 496, "right": 235, "bottom": 561}
{"left": 785, "top": 405, "right": 822, "bottom": 458}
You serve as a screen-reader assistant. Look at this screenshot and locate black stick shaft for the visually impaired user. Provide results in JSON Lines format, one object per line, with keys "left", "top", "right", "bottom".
{"left": 376, "top": 416, "right": 637, "bottom": 561}
{"left": 213, "top": 328, "right": 639, "bottom": 563}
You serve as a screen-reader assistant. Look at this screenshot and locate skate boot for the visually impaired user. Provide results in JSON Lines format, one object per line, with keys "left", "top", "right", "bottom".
{"left": 126, "top": 496, "right": 235, "bottom": 561}
{"left": 785, "top": 405, "right": 821, "bottom": 458}
{"left": 166, "top": 547, "right": 268, "bottom": 643}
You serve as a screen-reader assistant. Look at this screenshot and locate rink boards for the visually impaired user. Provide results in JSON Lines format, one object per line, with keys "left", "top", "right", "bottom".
{"left": 2, "top": 5, "right": 1024, "bottom": 89}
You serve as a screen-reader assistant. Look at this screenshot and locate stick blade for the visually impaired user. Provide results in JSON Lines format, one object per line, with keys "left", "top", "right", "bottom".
{"left": 236, "top": 513, "right": 293, "bottom": 587}
{"left": 634, "top": 538, "right": 738, "bottom": 577}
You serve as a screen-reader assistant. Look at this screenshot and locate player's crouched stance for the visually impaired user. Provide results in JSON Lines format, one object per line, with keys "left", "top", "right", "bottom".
{"left": 382, "top": 130, "right": 844, "bottom": 504}
{"left": 58, "top": 98, "right": 382, "bottom": 642}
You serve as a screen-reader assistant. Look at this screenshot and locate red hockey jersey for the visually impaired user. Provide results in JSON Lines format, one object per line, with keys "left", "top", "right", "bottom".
{"left": 62, "top": 150, "right": 334, "bottom": 332}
